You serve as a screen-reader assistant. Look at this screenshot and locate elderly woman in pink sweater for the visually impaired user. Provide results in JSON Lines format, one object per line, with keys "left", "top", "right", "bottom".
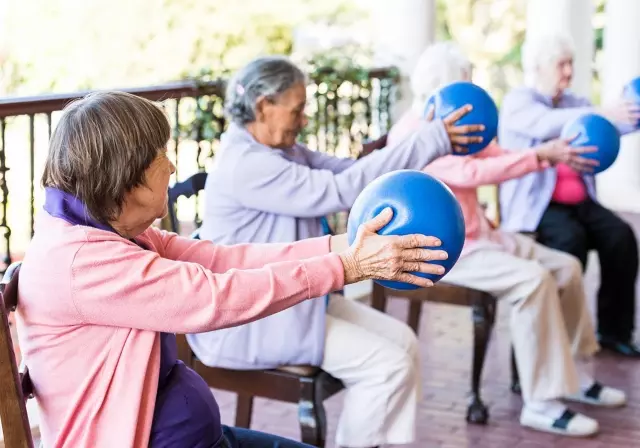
{"left": 15, "top": 91, "right": 449, "bottom": 448}
{"left": 388, "top": 41, "right": 626, "bottom": 438}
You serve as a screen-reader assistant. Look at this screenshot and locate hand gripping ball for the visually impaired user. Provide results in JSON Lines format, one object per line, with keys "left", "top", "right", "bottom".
{"left": 425, "top": 81, "right": 498, "bottom": 155}
{"left": 622, "top": 76, "right": 640, "bottom": 128}
{"left": 560, "top": 113, "right": 621, "bottom": 174}
{"left": 347, "top": 170, "right": 465, "bottom": 290}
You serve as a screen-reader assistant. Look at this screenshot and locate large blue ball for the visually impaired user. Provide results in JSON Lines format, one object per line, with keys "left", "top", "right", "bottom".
{"left": 425, "top": 81, "right": 498, "bottom": 155}
{"left": 560, "top": 113, "right": 620, "bottom": 174}
{"left": 347, "top": 170, "right": 465, "bottom": 291}
{"left": 623, "top": 76, "right": 640, "bottom": 128}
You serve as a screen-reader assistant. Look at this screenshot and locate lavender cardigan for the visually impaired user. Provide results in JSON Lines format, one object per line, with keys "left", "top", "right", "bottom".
{"left": 498, "top": 87, "right": 636, "bottom": 232}
{"left": 187, "top": 121, "right": 452, "bottom": 368}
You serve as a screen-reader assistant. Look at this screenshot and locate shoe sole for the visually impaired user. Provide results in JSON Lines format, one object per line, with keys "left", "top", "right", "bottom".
{"left": 520, "top": 421, "right": 599, "bottom": 437}
{"left": 564, "top": 396, "right": 627, "bottom": 408}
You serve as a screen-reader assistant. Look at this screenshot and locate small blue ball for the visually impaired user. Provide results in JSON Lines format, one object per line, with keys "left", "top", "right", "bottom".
{"left": 560, "top": 113, "right": 620, "bottom": 174}
{"left": 347, "top": 170, "right": 465, "bottom": 291}
{"left": 425, "top": 81, "right": 498, "bottom": 155}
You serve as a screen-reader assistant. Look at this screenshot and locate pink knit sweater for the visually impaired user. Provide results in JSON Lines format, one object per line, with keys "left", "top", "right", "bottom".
{"left": 388, "top": 110, "right": 547, "bottom": 252}
{"left": 16, "top": 211, "right": 344, "bottom": 447}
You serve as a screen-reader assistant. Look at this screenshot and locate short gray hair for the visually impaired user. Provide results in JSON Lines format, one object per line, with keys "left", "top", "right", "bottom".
{"left": 410, "top": 42, "right": 471, "bottom": 110}
{"left": 225, "top": 56, "right": 307, "bottom": 125}
{"left": 522, "top": 32, "right": 575, "bottom": 87}
{"left": 43, "top": 91, "right": 170, "bottom": 224}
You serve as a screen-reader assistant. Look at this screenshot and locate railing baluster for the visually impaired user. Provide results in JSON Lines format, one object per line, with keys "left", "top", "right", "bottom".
{"left": 194, "top": 97, "right": 203, "bottom": 228}
{"left": 47, "top": 112, "right": 53, "bottom": 140}
{"left": 29, "top": 114, "right": 35, "bottom": 237}
{"left": 173, "top": 98, "right": 181, "bottom": 179}
{"left": 0, "top": 118, "right": 11, "bottom": 268}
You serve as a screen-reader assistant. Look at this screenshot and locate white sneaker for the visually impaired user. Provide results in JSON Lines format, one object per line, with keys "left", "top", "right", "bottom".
{"left": 565, "top": 382, "right": 627, "bottom": 407}
{"left": 520, "top": 407, "right": 599, "bottom": 437}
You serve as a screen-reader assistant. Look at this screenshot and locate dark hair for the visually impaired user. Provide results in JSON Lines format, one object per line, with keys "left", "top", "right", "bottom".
{"left": 225, "top": 56, "right": 306, "bottom": 125}
{"left": 42, "top": 91, "right": 171, "bottom": 224}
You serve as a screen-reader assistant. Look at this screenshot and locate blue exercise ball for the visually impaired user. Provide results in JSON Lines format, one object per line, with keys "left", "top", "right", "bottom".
{"left": 560, "top": 113, "right": 620, "bottom": 174}
{"left": 347, "top": 170, "right": 465, "bottom": 291}
{"left": 622, "top": 76, "right": 640, "bottom": 128}
{"left": 425, "top": 81, "right": 498, "bottom": 155}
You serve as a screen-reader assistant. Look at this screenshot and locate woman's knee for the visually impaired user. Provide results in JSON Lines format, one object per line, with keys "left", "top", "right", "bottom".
{"left": 376, "top": 312, "right": 420, "bottom": 361}
{"left": 559, "top": 252, "right": 584, "bottom": 282}
{"left": 518, "top": 264, "right": 555, "bottom": 298}
{"left": 385, "top": 350, "right": 419, "bottom": 389}
{"left": 366, "top": 341, "right": 419, "bottom": 389}
{"left": 614, "top": 220, "right": 637, "bottom": 249}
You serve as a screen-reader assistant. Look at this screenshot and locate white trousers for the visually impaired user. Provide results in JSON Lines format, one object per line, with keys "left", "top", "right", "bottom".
{"left": 443, "top": 233, "right": 600, "bottom": 402}
{"left": 321, "top": 296, "right": 420, "bottom": 448}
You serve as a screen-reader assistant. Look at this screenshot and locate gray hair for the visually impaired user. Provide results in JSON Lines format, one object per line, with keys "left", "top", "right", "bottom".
{"left": 522, "top": 32, "right": 575, "bottom": 87}
{"left": 410, "top": 41, "right": 472, "bottom": 112}
{"left": 225, "top": 56, "right": 307, "bottom": 125}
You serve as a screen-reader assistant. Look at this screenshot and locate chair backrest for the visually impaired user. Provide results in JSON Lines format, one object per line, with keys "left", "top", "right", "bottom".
{"left": 0, "top": 261, "right": 34, "bottom": 448}
{"left": 167, "top": 172, "right": 209, "bottom": 234}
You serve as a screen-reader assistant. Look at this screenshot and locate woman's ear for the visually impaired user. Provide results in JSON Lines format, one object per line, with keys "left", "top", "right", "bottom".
{"left": 254, "top": 95, "right": 268, "bottom": 122}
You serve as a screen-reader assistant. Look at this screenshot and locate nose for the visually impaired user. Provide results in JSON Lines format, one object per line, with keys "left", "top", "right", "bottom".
{"left": 564, "top": 63, "right": 573, "bottom": 79}
{"left": 169, "top": 159, "right": 176, "bottom": 175}
{"left": 301, "top": 115, "right": 309, "bottom": 128}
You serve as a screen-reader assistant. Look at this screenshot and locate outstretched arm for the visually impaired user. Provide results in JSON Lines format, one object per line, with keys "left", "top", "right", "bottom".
{"left": 424, "top": 143, "right": 543, "bottom": 188}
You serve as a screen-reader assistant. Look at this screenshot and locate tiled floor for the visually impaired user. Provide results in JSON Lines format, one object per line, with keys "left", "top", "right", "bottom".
{"left": 211, "top": 214, "right": 640, "bottom": 448}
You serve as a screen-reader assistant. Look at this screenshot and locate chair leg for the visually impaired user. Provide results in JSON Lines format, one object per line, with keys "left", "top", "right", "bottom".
{"left": 298, "top": 376, "right": 327, "bottom": 448}
{"left": 370, "top": 283, "right": 387, "bottom": 313}
{"left": 510, "top": 345, "right": 521, "bottom": 394}
{"left": 407, "top": 299, "right": 422, "bottom": 335}
{"left": 235, "top": 394, "right": 254, "bottom": 428}
{"left": 467, "top": 295, "right": 495, "bottom": 425}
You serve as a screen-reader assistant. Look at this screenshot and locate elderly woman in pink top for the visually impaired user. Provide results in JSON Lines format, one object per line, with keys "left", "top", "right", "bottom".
{"left": 388, "top": 41, "right": 627, "bottom": 438}
{"left": 15, "top": 91, "right": 448, "bottom": 448}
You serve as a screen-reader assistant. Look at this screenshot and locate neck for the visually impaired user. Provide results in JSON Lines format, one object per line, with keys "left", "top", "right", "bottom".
{"left": 244, "top": 122, "right": 273, "bottom": 148}
{"left": 536, "top": 82, "right": 563, "bottom": 104}
{"left": 110, "top": 215, "right": 154, "bottom": 240}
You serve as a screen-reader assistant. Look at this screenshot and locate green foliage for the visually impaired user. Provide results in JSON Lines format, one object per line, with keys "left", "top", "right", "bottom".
{"left": 0, "top": 0, "right": 362, "bottom": 96}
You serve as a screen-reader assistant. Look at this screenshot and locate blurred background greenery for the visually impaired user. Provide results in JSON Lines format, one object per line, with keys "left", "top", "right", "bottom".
{"left": 0, "top": 0, "right": 607, "bottom": 104}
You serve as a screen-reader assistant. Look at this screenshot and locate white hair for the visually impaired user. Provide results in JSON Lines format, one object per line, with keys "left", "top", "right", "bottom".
{"left": 521, "top": 32, "right": 575, "bottom": 88}
{"left": 410, "top": 41, "right": 472, "bottom": 113}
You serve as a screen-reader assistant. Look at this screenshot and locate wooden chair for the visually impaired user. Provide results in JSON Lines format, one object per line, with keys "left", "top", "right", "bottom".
{"left": 175, "top": 334, "right": 343, "bottom": 447}
{"left": 370, "top": 281, "right": 497, "bottom": 424}
{"left": 0, "top": 261, "right": 35, "bottom": 448}
{"left": 166, "top": 171, "right": 208, "bottom": 235}
{"left": 168, "top": 174, "right": 345, "bottom": 447}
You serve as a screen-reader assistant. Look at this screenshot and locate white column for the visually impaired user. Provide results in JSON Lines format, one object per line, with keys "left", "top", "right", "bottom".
{"left": 369, "top": 0, "right": 435, "bottom": 121}
{"left": 525, "top": 0, "right": 594, "bottom": 97}
{"left": 596, "top": 0, "right": 640, "bottom": 213}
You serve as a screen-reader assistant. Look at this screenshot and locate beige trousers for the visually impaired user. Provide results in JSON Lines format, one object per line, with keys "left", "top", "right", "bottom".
{"left": 443, "top": 233, "right": 600, "bottom": 402}
{"left": 321, "top": 296, "right": 420, "bottom": 448}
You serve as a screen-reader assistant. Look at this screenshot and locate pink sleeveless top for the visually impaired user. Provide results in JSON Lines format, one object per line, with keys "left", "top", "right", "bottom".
{"left": 551, "top": 163, "right": 587, "bottom": 205}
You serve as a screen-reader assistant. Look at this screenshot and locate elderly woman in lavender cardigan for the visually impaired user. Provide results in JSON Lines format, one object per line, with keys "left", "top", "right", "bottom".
{"left": 499, "top": 32, "right": 640, "bottom": 357}
{"left": 191, "top": 56, "right": 483, "bottom": 448}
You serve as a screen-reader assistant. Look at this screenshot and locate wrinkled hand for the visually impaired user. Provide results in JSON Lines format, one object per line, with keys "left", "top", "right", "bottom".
{"left": 599, "top": 99, "right": 640, "bottom": 126}
{"left": 425, "top": 104, "right": 484, "bottom": 154}
{"left": 535, "top": 137, "right": 599, "bottom": 172}
{"left": 339, "top": 208, "right": 448, "bottom": 287}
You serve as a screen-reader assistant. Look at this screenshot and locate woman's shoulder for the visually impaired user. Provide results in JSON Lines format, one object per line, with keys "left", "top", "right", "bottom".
{"left": 28, "top": 212, "right": 159, "bottom": 266}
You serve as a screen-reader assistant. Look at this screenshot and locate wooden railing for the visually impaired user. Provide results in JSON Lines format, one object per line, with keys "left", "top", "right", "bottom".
{"left": 0, "top": 68, "right": 398, "bottom": 268}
